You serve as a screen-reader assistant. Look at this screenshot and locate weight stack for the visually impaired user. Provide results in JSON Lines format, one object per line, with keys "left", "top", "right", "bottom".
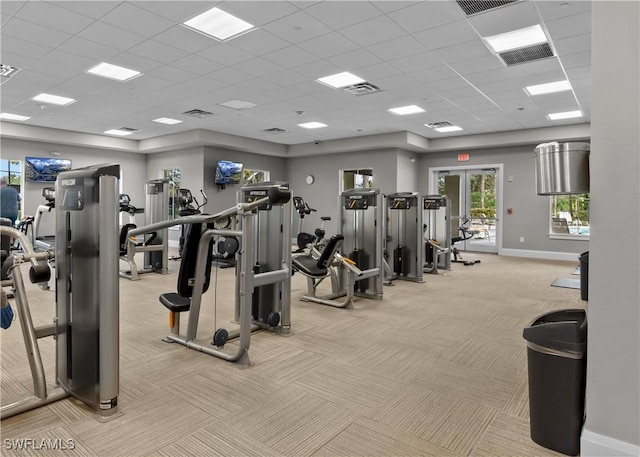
{"left": 252, "top": 263, "right": 275, "bottom": 323}
{"left": 394, "top": 245, "right": 410, "bottom": 276}
{"left": 350, "top": 249, "right": 370, "bottom": 293}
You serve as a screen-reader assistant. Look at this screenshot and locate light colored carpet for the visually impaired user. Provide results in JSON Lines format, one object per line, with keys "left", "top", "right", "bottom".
{"left": 1, "top": 252, "right": 581, "bottom": 456}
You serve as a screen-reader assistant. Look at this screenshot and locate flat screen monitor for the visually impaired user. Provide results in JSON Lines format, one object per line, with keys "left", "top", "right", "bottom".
{"left": 25, "top": 157, "right": 72, "bottom": 182}
{"left": 214, "top": 160, "right": 243, "bottom": 185}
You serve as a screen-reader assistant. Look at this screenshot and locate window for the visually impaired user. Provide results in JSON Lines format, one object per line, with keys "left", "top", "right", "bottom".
{"left": 243, "top": 169, "right": 269, "bottom": 185}
{"left": 550, "top": 194, "right": 590, "bottom": 237}
{"left": 1, "top": 159, "right": 22, "bottom": 218}
{"left": 342, "top": 168, "right": 373, "bottom": 192}
{"left": 163, "top": 168, "right": 181, "bottom": 220}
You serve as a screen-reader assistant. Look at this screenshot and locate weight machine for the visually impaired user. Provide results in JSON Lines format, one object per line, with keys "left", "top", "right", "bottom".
{"left": 1, "top": 163, "right": 120, "bottom": 420}
{"left": 119, "top": 179, "right": 169, "bottom": 280}
{"left": 422, "top": 195, "right": 452, "bottom": 274}
{"left": 130, "top": 183, "right": 292, "bottom": 366}
{"left": 386, "top": 192, "right": 424, "bottom": 282}
{"left": 33, "top": 187, "right": 56, "bottom": 250}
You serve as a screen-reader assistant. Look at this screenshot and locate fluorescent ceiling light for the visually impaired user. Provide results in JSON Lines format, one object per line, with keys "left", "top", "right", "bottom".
{"left": 153, "top": 117, "right": 183, "bottom": 125}
{"left": 434, "top": 125, "right": 463, "bottom": 133}
{"left": 388, "top": 105, "right": 425, "bottom": 116}
{"left": 316, "top": 72, "right": 365, "bottom": 89}
{"left": 525, "top": 80, "right": 572, "bottom": 96}
{"left": 298, "top": 122, "right": 327, "bottom": 129}
{"left": 546, "top": 110, "right": 583, "bottom": 120}
{"left": 183, "top": 7, "right": 255, "bottom": 41}
{"left": 485, "top": 24, "right": 547, "bottom": 53}
{"left": 87, "top": 62, "right": 141, "bottom": 81}
{"left": 104, "top": 129, "right": 134, "bottom": 136}
{"left": 32, "top": 93, "right": 76, "bottom": 106}
{"left": 219, "top": 100, "right": 257, "bottom": 110}
{"left": 0, "top": 112, "right": 31, "bottom": 121}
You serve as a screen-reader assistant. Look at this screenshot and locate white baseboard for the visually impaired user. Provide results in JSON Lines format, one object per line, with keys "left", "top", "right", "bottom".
{"left": 499, "top": 248, "right": 580, "bottom": 262}
{"left": 581, "top": 429, "right": 640, "bottom": 456}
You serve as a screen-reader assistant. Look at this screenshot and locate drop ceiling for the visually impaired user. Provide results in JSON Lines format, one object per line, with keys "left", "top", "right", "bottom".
{"left": 0, "top": 0, "right": 592, "bottom": 154}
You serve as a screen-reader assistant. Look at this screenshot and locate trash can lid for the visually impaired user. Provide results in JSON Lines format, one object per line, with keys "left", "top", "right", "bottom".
{"left": 523, "top": 309, "right": 587, "bottom": 353}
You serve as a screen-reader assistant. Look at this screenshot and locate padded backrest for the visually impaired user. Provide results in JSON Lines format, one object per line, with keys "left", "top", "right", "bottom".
{"left": 317, "top": 234, "right": 344, "bottom": 269}
{"left": 177, "top": 222, "right": 214, "bottom": 298}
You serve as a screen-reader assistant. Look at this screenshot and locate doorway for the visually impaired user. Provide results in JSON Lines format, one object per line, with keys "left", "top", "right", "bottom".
{"left": 429, "top": 165, "right": 502, "bottom": 254}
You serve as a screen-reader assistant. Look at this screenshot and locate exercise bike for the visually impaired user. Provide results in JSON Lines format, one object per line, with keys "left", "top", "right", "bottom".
{"left": 293, "top": 196, "right": 318, "bottom": 253}
{"left": 451, "top": 217, "right": 481, "bottom": 266}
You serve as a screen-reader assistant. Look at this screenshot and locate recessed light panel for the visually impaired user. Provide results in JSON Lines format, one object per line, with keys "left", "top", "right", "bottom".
{"left": 298, "top": 122, "right": 327, "bottom": 129}
{"left": 32, "top": 93, "right": 76, "bottom": 106}
{"left": 153, "top": 117, "right": 183, "bottom": 125}
{"left": 434, "top": 125, "right": 463, "bottom": 133}
{"left": 525, "top": 80, "right": 572, "bottom": 96}
{"left": 546, "top": 110, "right": 583, "bottom": 120}
{"left": 104, "top": 129, "right": 134, "bottom": 136}
{"left": 183, "top": 7, "right": 255, "bottom": 41}
{"left": 388, "top": 105, "right": 425, "bottom": 116}
{"left": 485, "top": 24, "right": 547, "bottom": 53}
{"left": 87, "top": 62, "right": 141, "bottom": 81}
{"left": 317, "top": 72, "right": 365, "bottom": 89}
{"left": 219, "top": 100, "right": 257, "bottom": 110}
{"left": 0, "top": 112, "right": 31, "bottom": 121}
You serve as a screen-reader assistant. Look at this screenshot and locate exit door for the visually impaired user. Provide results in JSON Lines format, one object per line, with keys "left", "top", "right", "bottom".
{"left": 438, "top": 168, "right": 499, "bottom": 254}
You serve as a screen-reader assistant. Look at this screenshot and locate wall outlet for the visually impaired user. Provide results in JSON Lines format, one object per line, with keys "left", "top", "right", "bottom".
{"left": 520, "top": 236, "right": 525, "bottom": 243}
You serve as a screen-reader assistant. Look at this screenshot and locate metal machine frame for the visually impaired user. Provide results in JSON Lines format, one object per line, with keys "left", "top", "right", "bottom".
{"left": 386, "top": 192, "right": 424, "bottom": 283}
{"left": 423, "top": 195, "right": 452, "bottom": 274}
{"left": 1, "top": 163, "right": 121, "bottom": 420}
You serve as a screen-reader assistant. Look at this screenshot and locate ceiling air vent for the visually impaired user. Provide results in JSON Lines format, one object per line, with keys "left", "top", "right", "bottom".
{"left": 456, "top": 0, "right": 518, "bottom": 16}
{"left": 343, "top": 82, "right": 381, "bottom": 96}
{"left": 263, "top": 127, "right": 287, "bottom": 134}
{"left": 425, "top": 121, "right": 454, "bottom": 129}
{"left": 498, "top": 42, "right": 554, "bottom": 66}
{"left": 182, "top": 109, "right": 215, "bottom": 118}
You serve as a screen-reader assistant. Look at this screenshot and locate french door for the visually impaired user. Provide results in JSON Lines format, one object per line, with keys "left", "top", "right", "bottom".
{"left": 433, "top": 166, "right": 501, "bottom": 254}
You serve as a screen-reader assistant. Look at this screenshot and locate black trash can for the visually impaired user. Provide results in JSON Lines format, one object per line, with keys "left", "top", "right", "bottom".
{"left": 579, "top": 251, "right": 589, "bottom": 301}
{"left": 523, "top": 309, "right": 587, "bottom": 456}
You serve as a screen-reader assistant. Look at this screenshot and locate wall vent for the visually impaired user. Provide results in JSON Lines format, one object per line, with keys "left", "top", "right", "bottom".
{"left": 456, "top": 0, "right": 518, "bottom": 15}
{"left": 263, "top": 127, "right": 287, "bottom": 134}
{"left": 182, "top": 109, "right": 215, "bottom": 118}
{"left": 425, "top": 121, "right": 454, "bottom": 129}
{"left": 498, "top": 42, "right": 554, "bottom": 66}
{"left": 343, "top": 82, "right": 381, "bottom": 96}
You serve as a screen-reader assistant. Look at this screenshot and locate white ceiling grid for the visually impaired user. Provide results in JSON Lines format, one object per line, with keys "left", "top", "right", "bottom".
{"left": 0, "top": 0, "right": 591, "bottom": 147}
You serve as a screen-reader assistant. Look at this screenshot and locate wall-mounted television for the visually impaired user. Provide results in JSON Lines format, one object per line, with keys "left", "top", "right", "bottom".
{"left": 214, "top": 160, "right": 243, "bottom": 185}
{"left": 25, "top": 157, "right": 72, "bottom": 182}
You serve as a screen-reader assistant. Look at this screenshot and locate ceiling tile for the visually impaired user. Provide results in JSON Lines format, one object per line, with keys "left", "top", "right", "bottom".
{"left": 449, "top": 55, "right": 504, "bottom": 76}
{"left": 411, "top": 66, "right": 460, "bottom": 84}
{"left": 0, "top": 35, "right": 51, "bottom": 61}
{"left": 339, "top": 15, "right": 408, "bottom": 47}
{"left": 546, "top": 11, "right": 591, "bottom": 40}
{"left": 131, "top": 1, "right": 214, "bottom": 22}
{"left": 434, "top": 40, "right": 494, "bottom": 64}
{"left": 297, "top": 32, "right": 360, "bottom": 58}
{"left": 260, "top": 69, "right": 308, "bottom": 88}
{"left": 0, "top": 1, "right": 28, "bottom": 17}
{"left": 108, "top": 51, "right": 165, "bottom": 73}
{"left": 474, "top": 79, "right": 522, "bottom": 94}
{"left": 57, "top": 36, "right": 122, "bottom": 61}
{"left": 153, "top": 25, "right": 216, "bottom": 53}
{"left": 50, "top": 73, "right": 119, "bottom": 98}
{"left": 14, "top": 1, "right": 95, "bottom": 34}
{"left": 54, "top": 1, "right": 119, "bottom": 19}
{"left": 367, "top": 35, "right": 425, "bottom": 61}
{"left": 327, "top": 49, "right": 383, "bottom": 71}
{"left": 505, "top": 57, "right": 563, "bottom": 79}
{"left": 560, "top": 51, "right": 591, "bottom": 69}
{"left": 220, "top": 1, "right": 300, "bottom": 27}
{"left": 148, "top": 65, "right": 199, "bottom": 83}
{"left": 171, "top": 55, "right": 225, "bottom": 76}
{"left": 565, "top": 65, "right": 591, "bottom": 80}
{"left": 232, "top": 57, "right": 285, "bottom": 78}
{"left": 304, "top": 2, "right": 382, "bottom": 29}
{"left": 229, "top": 29, "right": 290, "bottom": 56}
{"left": 182, "top": 75, "right": 228, "bottom": 92}
{"left": 100, "top": 3, "right": 177, "bottom": 38}
{"left": 537, "top": 1, "right": 592, "bottom": 22}
{"left": 412, "top": 20, "right": 478, "bottom": 51}
{"left": 262, "top": 10, "right": 332, "bottom": 43}
{"left": 388, "top": 52, "right": 443, "bottom": 73}
{"left": 28, "top": 49, "right": 96, "bottom": 80}
{"left": 207, "top": 67, "right": 256, "bottom": 85}
{"left": 354, "top": 62, "right": 403, "bottom": 81}
{"left": 2, "top": 16, "right": 72, "bottom": 48}
{"left": 262, "top": 45, "right": 319, "bottom": 68}
{"left": 388, "top": 1, "right": 463, "bottom": 34}
{"left": 127, "top": 39, "right": 190, "bottom": 65}
{"left": 77, "top": 21, "right": 147, "bottom": 51}
{"left": 553, "top": 33, "right": 591, "bottom": 55}
{"left": 199, "top": 43, "right": 254, "bottom": 66}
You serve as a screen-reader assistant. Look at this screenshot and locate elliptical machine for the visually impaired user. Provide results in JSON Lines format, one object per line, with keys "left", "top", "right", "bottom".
{"left": 451, "top": 217, "right": 481, "bottom": 265}
{"left": 293, "top": 196, "right": 317, "bottom": 253}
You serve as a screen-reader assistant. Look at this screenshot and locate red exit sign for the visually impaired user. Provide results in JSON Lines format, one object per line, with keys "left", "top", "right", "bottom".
{"left": 458, "top": 153, "right": 470, "bottom": 162}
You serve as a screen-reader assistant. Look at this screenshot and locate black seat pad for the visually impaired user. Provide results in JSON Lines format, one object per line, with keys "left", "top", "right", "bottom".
{"left": 159, "top": 292, "right": 191, "bottom": 312}
{"left": 292, "top": 255, "right": 328, "bottom": 277}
